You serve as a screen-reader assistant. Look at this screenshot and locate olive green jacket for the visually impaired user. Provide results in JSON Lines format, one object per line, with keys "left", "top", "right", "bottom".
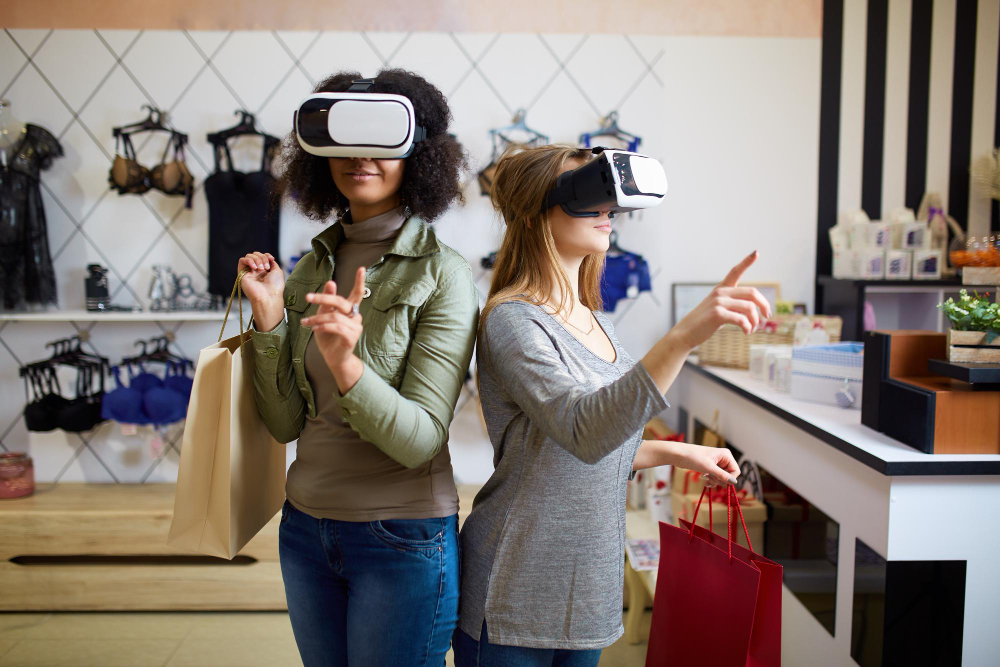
{"left": 251, "top": 216, "right": 480, "bottom": 468}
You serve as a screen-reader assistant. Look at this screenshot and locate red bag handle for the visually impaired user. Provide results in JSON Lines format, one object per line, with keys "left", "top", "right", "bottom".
{"left": 687, "top": 485, "right": 755, "bottom": 563}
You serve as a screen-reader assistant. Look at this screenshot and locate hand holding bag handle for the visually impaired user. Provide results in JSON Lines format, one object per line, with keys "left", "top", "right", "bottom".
{"left": 218, "top": 267, "right": 255, "bottom": 356}
{"left": 687, "top": 484, "right": 755, "bottom": 563}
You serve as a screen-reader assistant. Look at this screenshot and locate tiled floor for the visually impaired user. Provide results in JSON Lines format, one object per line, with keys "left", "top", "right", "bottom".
{"left": 0, "top": 611, "right": 651, "bottom": 666}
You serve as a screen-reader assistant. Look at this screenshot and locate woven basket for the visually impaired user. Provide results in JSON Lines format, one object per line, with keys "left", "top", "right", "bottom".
{"left": 698, "top": 315, "right": 843, "bottom": 369}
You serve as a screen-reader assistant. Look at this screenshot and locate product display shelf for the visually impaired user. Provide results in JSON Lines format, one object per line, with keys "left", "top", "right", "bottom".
{"left": 673, "top": 359, "right": 1000, "bottom": 666}
{"left": 814, "top": 275, "right": 996, "bottom": 341}
{"left": 0, "top": 309, "right": 230, "bottom": 322}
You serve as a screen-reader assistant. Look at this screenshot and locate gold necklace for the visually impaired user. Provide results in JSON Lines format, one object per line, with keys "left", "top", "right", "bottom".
{"left": 561, "top": 310, "right": 596, "bottom": 336}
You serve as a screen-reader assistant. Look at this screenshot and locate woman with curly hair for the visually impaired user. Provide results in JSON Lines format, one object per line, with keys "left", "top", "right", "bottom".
{"left": 238, "top": 69, "right": 477, "bottom": 666}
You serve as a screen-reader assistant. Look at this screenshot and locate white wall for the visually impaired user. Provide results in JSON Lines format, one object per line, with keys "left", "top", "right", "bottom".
{"left": 0, "top": 28, "right": 820, "bottom": 484}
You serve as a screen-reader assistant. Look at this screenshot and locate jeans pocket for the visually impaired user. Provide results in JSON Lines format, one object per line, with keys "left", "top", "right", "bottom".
{"left": 280, "top": 500, "right": 292, "bottom": 525}
{"left": 369, "top": 517, "right": 444, "bottom": 553}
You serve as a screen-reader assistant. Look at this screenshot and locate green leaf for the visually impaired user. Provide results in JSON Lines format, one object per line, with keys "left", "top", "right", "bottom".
{"left": 986, "top": 330, "right": 999, "bottom": 344}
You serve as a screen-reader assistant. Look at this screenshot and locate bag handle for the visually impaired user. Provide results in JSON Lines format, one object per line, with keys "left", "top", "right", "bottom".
{"left": 218, "top": 268, "right": 255, "bottom": 357}
{"left": 687, "top": 485, "right": 755, "bottom": 563}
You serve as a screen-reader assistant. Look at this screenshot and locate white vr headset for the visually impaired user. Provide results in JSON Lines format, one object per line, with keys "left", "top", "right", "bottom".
{"left": 546, "top": 147, "right": 667, "bottom": 218}
{"left": 294, "top": 79, "right": 427, "bottom": 158}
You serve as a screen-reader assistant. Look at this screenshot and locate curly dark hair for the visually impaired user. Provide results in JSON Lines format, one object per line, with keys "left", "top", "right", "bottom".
{"left": 273, "top": 68, "right": 467, "bottom": 222}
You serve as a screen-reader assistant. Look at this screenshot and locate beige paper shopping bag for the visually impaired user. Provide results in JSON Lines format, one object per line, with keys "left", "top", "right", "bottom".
{"left": 168, "top": 271, "right": 286, "bottom": 559}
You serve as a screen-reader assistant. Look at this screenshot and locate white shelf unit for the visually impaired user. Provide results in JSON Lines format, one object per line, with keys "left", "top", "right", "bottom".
{"left": 0, "top": 310, "right": 230, "bottom": 322}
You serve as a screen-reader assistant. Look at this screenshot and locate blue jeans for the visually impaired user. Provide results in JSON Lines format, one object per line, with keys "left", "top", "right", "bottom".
{"left": 278, "top": 500, "right": 459, "bottom": 667}
{"left": 452, "top": 622, "right": 603, "bottom": 667}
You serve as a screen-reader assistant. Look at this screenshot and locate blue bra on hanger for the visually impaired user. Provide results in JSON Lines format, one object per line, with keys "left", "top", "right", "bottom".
{"left": 101, "top": 361, "right": 191, "bottom": 426}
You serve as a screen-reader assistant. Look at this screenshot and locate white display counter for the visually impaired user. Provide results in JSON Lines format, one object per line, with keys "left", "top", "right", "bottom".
{"left": 668, "top": 360, "right": 1000, "bottom": 667}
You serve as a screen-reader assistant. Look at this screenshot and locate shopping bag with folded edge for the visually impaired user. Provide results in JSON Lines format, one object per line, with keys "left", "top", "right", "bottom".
{"left": 646, "top": 485, "right": 783, "bottom": 667}
{"left": 167, "top": 269, "right": 286, "bottom": 559}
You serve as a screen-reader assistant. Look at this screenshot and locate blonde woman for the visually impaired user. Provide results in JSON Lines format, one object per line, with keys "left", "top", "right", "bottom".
{"left": 455, "top": 145, "right": 768, "bottom": 665}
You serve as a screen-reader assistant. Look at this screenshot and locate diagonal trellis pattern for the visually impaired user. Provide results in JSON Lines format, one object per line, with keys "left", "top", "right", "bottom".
{"left": 0, "top": 28, "right": 668, "bottom": 484}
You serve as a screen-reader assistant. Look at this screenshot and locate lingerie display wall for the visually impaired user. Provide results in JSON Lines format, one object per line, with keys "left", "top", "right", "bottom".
{"left": 0, "top": 99, "right": 62, "bottom": 310}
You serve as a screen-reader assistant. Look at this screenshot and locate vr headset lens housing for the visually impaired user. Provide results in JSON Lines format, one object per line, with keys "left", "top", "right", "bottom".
{"left": 546, "top": 149, "right": 667, "bottom": 217}
{"left": 295, "top": 89, "right": 427, "bottom": 159}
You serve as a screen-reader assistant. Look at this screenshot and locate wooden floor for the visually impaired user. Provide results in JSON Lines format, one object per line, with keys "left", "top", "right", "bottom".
{"left": 0, "top": 611, "right": 650, "bottom": 666}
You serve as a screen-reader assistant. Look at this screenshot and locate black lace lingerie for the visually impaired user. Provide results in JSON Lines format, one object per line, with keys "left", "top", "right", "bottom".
{"left": 0, "top": 124, "right": 62, "bottom": 310}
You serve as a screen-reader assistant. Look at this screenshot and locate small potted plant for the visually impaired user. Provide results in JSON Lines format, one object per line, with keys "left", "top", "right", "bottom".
{"left": 938, "top": 289, "right": 1000, "bottom": 362}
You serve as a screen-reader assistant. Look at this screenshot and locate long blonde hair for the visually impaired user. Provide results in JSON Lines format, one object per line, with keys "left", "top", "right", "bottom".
{"left": 482, "top": 144, "right": 605, "bottom": 327}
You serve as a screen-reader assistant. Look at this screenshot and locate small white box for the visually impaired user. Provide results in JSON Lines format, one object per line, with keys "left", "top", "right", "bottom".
{"left": 829, "top": 225, "right": 851, "bottom": 251}
{"left": 765, "top": 346, "right": 793, "bottom": 389}
{"left": 749, "top": 345, "right": 773, "bottom": 381}
{"left": 893, "top": 221, "right": 927, "bottom": 250}
{"left": 912, "top": 250, "right": 942, "bottom": 279}
{"left": 774, "top": 355, "right": 793, "bottom": 393}
{"left": 628, "top": 469, "right": 647, "bottom": 509}
{"left": 833, "top": 249, "right": 855, "bottom": 278}
{"left": 850, "top": 221, "right": 892, "bottom": 249}
{"left": 885, "top": 250, "right": 912, "bottom": 280}
{"left": 854, "top": 249, "right": 885, "bottom": 279}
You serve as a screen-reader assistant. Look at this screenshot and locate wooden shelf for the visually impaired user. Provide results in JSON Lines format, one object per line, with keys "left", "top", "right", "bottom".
{"left": 0, "top": 309, "right": 229, "bottom": 322}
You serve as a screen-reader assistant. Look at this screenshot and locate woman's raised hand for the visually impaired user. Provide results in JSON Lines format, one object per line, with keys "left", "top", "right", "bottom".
{"left": 302, "top": 267, "right": 367, "bottom": 374}
{"left": 669, "top": 251, "right": 772, "bottom": 351}
{"left": 238, "top": 252, "right": 285, "bottom": 332}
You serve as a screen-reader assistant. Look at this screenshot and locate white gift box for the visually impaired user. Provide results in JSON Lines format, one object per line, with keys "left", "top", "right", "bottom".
{"left": 853, "top": 249, "right": 885, "bottom": 279}
{"left": 850, "top": 221, "right": 892, "bottom": 249}
{"left": 765, "top": 346, "right": 793, "bottom": 389}
{"left": 790, "top": 343, "right": 865, "bottom": 409}
{"left": 774, "top": 355, "right": 793, "bottom": 393}
{"left": 829, "top": 225, "right": 851, "bottom": 251}
{"left": 912, "top": 249, "right": 942, "bottom": 279}
{"left": 628, "top": 469, "right": 648, "bottom": 509}
{"left": 749, "top": 344, "right": 774, "bottom": 381}
{"left": 892, "top": 221, "right": 928, "bottom": 250}
{"left": 649, "top": 494, "right": 672, "bottom": 524}
{"left": 885, "top": 250, "right": 913, "bottom": 280}
{"left": 833, "top": 249, "right": 855, "bottom": 278}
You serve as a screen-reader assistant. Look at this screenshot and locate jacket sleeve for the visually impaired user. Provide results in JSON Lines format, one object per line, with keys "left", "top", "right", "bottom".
{"left": 481, "top": 303, "right": 669, "bottom": 464}
{"left": 252, "top": 319, "right": 307, "bottom": 444}
{"left": 337, "top": 265, "right": 480, "bottom": 468}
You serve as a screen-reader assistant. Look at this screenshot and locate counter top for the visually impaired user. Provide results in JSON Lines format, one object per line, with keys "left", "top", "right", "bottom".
{"left": 684, "top": 360, "right": 1000, "bottom": 476}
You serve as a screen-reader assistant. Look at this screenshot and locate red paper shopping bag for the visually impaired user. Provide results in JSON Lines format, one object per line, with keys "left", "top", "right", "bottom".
{"left": 646, "top": 486, "right": 783, "bottom": 667}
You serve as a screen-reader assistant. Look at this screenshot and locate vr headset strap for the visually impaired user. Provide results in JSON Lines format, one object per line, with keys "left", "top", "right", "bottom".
{"left": 545, "top": 177, "right": 575, "bottom": 209}
{"left": 347, "top": 79, "right": 376, "bottom": 92}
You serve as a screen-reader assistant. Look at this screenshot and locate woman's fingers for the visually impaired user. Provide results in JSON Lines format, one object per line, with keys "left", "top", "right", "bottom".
{"left": 719, "top": 250, "right": 758, "bottom": 288}
{"left": 348, "top": 267, "right": 367, "bottom": 306}
{"left": 718, "top": 296, "right": 760, "bottom": 332}
{"left": 718, "top": 286, "right": 772, "bottom": 319}
{"left": 239, "top": 252, "right": 273, "bottom": 272}
{"left": 239, "top": 254, "right": 260, "bottom": 271}
{"left": 306, "top": 284, "right": 354, "bottom": 315}
{"left": 301, "top": 312, "right": 362, "bottom": 328}
{"left": 310, "top": 322, "right": 351, "bottom": 337}
{"left": 715, "top": 305, "right": 753, "bottom": 335}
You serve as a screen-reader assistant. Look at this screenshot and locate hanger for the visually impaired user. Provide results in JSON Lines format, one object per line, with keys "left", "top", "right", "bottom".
{"left": 579, "top": 111, "right": 641, "bottom": 153}
{"left": 207, "top": 109, "right": 278, "bottom": 145}
{"left": 113, "top": 105, "right": 188, "bottom": 144}
{"left": 606, "top": 230, "right": 644, "bottom": 259}
{"left": 490, "top": 109, "right": 549, "bottom": 151}
{"left": 122, "top": 335, "right": 190, "bottom": 367}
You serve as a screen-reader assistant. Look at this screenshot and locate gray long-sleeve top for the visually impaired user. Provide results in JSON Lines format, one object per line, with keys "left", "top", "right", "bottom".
{"left": 458, "top": 300, "right": 669, "bottom": 650}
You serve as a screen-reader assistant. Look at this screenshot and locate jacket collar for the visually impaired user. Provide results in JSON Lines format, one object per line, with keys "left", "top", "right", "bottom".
{"left": 311, "top": 215, "right": 441, "bottom": 262}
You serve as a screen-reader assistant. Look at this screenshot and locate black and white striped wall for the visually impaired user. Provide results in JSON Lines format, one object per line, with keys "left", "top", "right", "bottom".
{"left": 817, "top": 0, "right": 1000, "bottom": 278}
